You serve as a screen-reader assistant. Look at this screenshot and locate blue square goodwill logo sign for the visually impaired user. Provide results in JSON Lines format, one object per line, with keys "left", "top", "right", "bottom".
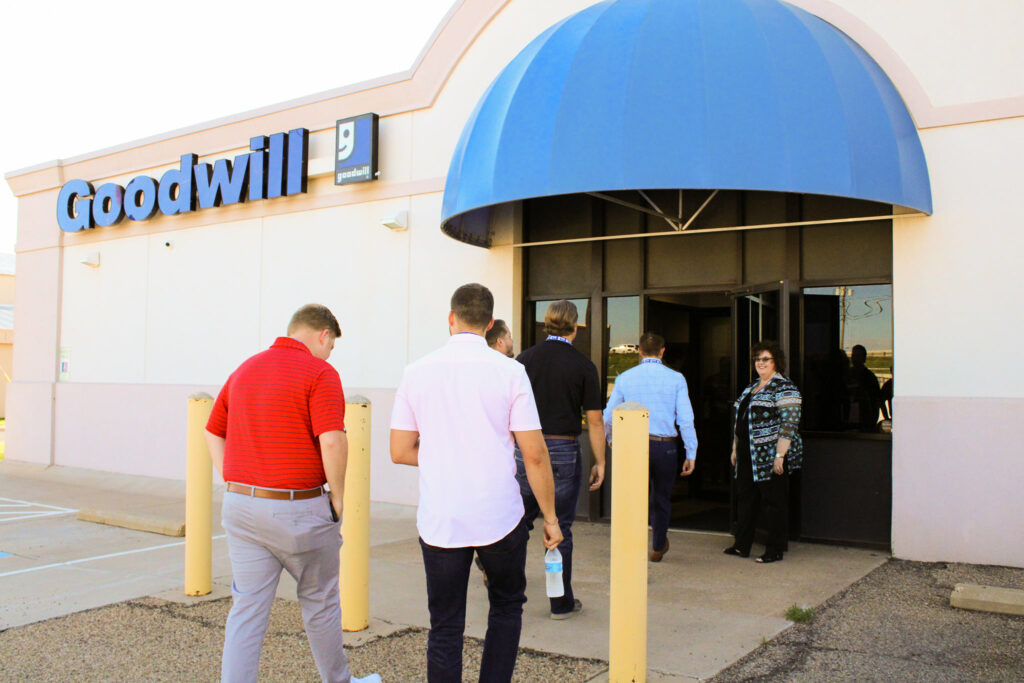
{"left": 335, "top": 113, "right": 379, "bottom": 185}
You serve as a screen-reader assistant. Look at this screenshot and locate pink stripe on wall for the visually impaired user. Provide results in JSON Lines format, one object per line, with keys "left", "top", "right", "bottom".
{"left": 892, "top": 396, "right": 1024, "bottom": 568}
{"left": 6, "top": 382, "right": 55, "bottom": 466}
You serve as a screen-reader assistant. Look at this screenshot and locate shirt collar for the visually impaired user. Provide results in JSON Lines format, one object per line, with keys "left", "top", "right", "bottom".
{"left": 272, "top": 337, "right": 312, "bottom": 355}
{"left": 640, "top": 358, "right": 663, "bottom": 365}
{"left": 447, "top": 332, "right": 487, "bottom": 344}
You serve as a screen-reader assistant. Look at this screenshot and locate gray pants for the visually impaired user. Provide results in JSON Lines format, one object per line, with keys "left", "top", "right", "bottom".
{"left": 221, "top": 491, "right": 350, "bottom": 683}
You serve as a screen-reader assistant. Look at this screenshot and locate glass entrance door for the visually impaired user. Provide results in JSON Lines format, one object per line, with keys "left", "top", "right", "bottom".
{"left": 646, "top": 293, "right": 733, "bottom": 532}
{"left": 730, "top": 285, "right": 804, "bottom": 538}
{"left": 733, "top": 288, "right": 781, "bottom": 388}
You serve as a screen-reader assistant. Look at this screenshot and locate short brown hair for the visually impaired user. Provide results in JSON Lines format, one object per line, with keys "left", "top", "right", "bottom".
{"left": 639, "top": 332, "right": 665, "bottom": 356}
{"left": 486, "top": 319, "right": 510, "bottom": 347}
{"left": 451, "top": 283, "right": 494, "bottom": 329}
{"left": 287, "top": 304, "right": 341, "bottom": 337}
{"left": 543, "top": 300, "right": 578, "bottom": 336}
{"left": 751, "top": 340, "right": 786, "bottom": 375}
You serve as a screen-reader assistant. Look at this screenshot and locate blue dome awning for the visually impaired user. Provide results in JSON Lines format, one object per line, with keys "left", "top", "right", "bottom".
{"left": 441, "top": 0, "right": 932, "bottom": 247}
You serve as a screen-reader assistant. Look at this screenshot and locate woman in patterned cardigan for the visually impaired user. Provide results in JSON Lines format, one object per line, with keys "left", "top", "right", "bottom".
{"left": 723, "top": 340, "right": 803, "bottom": 563}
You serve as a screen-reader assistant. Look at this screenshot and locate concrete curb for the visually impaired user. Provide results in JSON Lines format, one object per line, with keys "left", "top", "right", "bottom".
{"left": 77, "top": 508, "right": 185, "bottom": 537}
{"left": 950, "top": 583, "right": 1024, "bottom": 616}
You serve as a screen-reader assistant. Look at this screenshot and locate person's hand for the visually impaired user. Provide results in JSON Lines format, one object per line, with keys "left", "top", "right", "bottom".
{"left": 588, "top": 463, "right": 605, "bottom": 491}
{"left": 773, "top": 456, "right": 785, "bottom": 475}
{"left": 680, "top": 459, "right": 695, "bottom": 477}
{"left": 329, "top": 491, "right": 343, "bottom": 521}
{"left": 543, "top": 519, "right": 564, "bottom": 549}
{"left": 730, "top": 450, "right": 737, "bottom": 467}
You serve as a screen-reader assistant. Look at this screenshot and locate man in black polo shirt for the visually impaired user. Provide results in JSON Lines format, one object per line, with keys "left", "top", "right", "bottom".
{"left": 516, "top": 300, "right": 605, "bottom": 619}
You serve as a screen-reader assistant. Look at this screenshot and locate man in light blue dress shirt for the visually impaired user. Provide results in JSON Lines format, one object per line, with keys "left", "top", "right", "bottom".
{"left": 604, "top": 332, "right": 697, "bottom": 562}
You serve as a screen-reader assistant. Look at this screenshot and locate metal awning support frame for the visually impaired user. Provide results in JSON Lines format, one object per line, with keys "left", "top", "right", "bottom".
{"left": 589, "top": 189, "right": 719, "bottom": 231}
{"left": 512, "top": 211, "right": 926, "bottom": 248}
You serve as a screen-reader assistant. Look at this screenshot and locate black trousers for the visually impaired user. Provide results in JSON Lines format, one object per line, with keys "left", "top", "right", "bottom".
{"left": 419, "top": 521, "right": 529, "bottom": 683}
{"left": 734, "top": 450, "right": 789, "bottom": 554}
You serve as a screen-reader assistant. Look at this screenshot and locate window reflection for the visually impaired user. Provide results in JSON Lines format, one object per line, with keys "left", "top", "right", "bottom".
{"left": 803, "top": 284, "right": 892, "bottom": 433}
{"left": 605, "top": 296, "right": 640, "bottom": 398}
{"left": 531, "top": 299, "right": 590, "bottom": 356}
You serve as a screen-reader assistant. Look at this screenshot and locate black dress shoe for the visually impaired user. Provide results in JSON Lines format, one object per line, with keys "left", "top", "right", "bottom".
{"left": 755, "top": 551, "right": 784, "bottom": 563}
{"left": 723, "top": 546, "right": 750, "bottom": 558}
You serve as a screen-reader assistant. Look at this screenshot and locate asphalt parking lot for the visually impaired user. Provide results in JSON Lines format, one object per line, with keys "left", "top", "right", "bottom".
{"left": 710, "top": 559, "right": 1024, "bottom": 682}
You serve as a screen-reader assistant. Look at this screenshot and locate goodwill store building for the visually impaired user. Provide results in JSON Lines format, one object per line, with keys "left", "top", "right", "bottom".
{"left": 7, "top": 0, "right": 1023, "bottom": 568}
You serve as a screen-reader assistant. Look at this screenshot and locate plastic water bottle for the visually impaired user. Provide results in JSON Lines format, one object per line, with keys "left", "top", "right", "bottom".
{"left": 545, "top": 547, "right": 564, "bottom": 598}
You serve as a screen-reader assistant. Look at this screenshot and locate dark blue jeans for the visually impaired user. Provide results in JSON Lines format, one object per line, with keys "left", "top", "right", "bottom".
{"left": 419, "top": 520, "right": 528, "bottom": 683}
{"left": 515, "top": 438, "right": 582, "bottom": 615}
{"left": 649, "top": 440, "right": 678, "bottom": 552}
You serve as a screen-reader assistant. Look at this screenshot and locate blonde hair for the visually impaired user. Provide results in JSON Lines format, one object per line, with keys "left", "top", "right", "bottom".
{"left": 544, "top": 300, "right": 578, "bottom": 336}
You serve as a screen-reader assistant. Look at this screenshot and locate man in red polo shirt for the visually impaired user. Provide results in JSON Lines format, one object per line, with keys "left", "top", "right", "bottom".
{"left": 205, "top": 304, "right": 379, "bottom": 683}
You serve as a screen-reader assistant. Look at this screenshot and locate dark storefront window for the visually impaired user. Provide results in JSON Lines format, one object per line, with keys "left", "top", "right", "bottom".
{"left": 802, "top": 284, "right": 893, "bottom": 433}
{"left": 522, "top": 192, "right": 895, "bottom": 544}
{"left": 605, "top": 296, "right": 641, "bottom": 398}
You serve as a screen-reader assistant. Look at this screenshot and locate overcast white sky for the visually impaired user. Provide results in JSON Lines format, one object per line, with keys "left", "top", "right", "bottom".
{"left": 0, "top": 0, "right": 456, "bottom": 256}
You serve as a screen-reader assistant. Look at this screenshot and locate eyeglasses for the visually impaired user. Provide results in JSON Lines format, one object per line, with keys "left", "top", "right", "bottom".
{"left": 753, "top": 356, "right": 774, "bottom": 363}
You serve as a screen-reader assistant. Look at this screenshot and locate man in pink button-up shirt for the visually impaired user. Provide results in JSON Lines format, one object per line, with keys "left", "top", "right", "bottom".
{"left": 391, "top": 283, "right": 561, "bottom": 682}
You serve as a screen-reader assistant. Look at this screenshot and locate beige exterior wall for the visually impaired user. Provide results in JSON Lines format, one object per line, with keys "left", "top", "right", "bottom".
{"left": 0, "top": 341, "right": 11, "bottom": 418}
{"left": 828, "top": 0, "right": 1024, "bottom": 108}
{"left": 0, "top": 271, "right": 12, "bottom": 417}
{"left": 5, "top": 0, "right": 1024, "bottom": 561}
{"left": 0, "top": 272, "right": 14, "bottom": 303}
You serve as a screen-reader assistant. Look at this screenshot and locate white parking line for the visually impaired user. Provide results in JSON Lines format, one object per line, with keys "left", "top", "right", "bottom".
{"left": 0, "top": 497, "right": 77, "bottom": 524}
{"left": 0, "top": 534, "right": 227, "bottom": 578}
{"left": 0, "top": 497, "right": 76, "bottom": 510}
{"left": 0, "top": 511, "right": 72, "bottom": 522}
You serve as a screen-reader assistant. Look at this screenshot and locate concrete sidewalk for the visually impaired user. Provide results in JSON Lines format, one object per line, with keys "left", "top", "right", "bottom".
{"left": 0, "top": 461, "right": 891, "bottom": 680}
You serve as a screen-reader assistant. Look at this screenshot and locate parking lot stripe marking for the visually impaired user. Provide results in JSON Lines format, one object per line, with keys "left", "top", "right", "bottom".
{"left": 0, "top": 496, "right": 78, "bottom": 524}
{"left": 0, "top": 511, "right": 79, "bottom": 524}
{"left": 0, "top": 511, "right": 67, "bottom": 518}
{"left": 0, "top": 497, "right": 76, "bottom": 512}
{"left": 0, "top": 534, "right": 227, "bottom": 578}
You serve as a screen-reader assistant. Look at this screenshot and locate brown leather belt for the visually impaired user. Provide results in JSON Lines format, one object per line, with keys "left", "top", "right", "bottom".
{"left": 543, "top": 434, "right": 578, "bottom": 440}
{"left": 227, "top": 483, "right": 325, "bottom": 500}
{"left": 649, "top": 435, "right": 676, "bottom": 442}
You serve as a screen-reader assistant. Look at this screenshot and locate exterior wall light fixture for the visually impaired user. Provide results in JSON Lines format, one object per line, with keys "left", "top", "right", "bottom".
{"left": 381, "top": 210, "right": 408, "bottom": 231}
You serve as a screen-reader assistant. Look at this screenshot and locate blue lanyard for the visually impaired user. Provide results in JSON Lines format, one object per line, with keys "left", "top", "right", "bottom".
{"left": 641, "top": 358, "right": 662, "bottom": 365}
{"left": 546, "top": 335, "right": 572, "bottom": 345}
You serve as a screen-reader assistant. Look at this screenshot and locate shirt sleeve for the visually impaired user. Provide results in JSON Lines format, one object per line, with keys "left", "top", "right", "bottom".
{"left": 582, "top": 360, "right": 603, "bottom": 411}
{"left": 389, "top": 375, "right": 419, "bottom": 432}
{"left": 206, "top": 382, "right": 230, "bottom": 438}
{"left": 509, "top": 366, "right": 542, "bottom": 432}
{"left": 776, "top": 381, "right": 802, "bottom": 442}
{"left": 603, "top": 379, "right": 625, "bottom": 441}
{"left": 310, "top": 366, "right": 346, "bottom": 436}
{"left": 675, "top": 376, "right": 698, "bottom": 460}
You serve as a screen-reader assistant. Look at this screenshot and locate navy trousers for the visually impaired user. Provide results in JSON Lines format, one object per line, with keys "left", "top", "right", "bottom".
{"left": 516, "top": 438, "right": 583, "bottom": 615}
{"left": 648, "top": 440, "right": 678, "bottom": 552}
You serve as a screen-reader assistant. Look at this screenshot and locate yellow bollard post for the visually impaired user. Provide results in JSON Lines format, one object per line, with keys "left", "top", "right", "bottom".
{"left": 609, "top": 401, "right": 650, "bottom": 682}
{"left": 340, "top": 396, "right": 371, "bottom": 631}
{"left": 185, "top": 393, "right": 214, "bottom": 596}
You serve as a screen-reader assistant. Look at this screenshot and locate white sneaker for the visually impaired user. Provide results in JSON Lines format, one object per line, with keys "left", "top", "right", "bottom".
{"left": 353, "top": 675, "right": 382, "bottom": 683}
